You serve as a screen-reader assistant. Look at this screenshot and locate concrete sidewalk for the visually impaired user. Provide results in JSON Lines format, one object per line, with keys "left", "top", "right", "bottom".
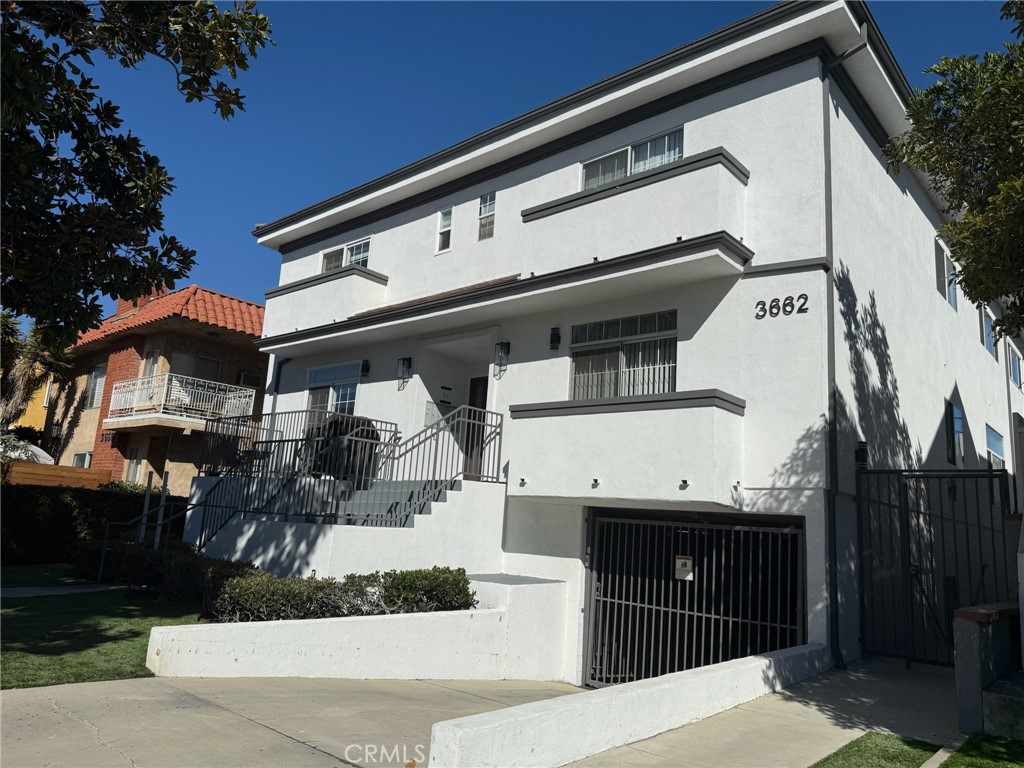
{"left": 571, "top": 657, "right": 958, "bottom": 767}
{"left": 1, "top": 677, "right": 579, "bottom": 768}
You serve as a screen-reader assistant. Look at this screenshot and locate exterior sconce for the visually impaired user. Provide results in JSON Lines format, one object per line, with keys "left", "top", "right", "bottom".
{"left": 360, "top": 359, "right": 371, "bottom": 378}
{"left": 397, "top": 357, "right": 413, "bottom": 382}
{"left": 592, "top": 478, "right": 600, "bottom": 488}
{"left": 493, "top": 341, "right": 510, "bottom": 372}
{"left": 549, "top": 327, "right": 561, "bottom": 350}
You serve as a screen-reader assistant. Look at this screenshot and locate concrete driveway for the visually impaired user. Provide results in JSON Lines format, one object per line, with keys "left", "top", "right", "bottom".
{"left": 1, "top": 677, "right": 579, "bottom": 768}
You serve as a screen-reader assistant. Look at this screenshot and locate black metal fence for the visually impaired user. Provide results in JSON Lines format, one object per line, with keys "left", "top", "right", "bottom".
{"left": 586, "top": 513, "right": 805, "bottom": 687}
{"left": 857, "top": 469, "right": 1020, "bottom": 665}
{"left": 195, "top": 406, "right": 503, "bottom": 549}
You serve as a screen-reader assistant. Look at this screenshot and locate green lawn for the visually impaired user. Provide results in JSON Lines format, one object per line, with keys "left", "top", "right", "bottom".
{"left": 1, "top": 590, "right": 200, "bottom": 689}
{"left": 810, "top": 733, "right": 937, "bottom": 768}
{"left": 943, "top": 734, "right": 1024, "bottom": 768}
{"left": 0, "top": 562, "right": 82, "bottom": 588}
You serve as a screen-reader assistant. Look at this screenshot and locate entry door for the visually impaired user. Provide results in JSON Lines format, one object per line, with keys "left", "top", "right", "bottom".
{"left": 464, "top": 377, "right": 488, "bottom": 478}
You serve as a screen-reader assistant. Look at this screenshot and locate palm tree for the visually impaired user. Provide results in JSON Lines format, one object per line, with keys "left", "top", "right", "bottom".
{"left": 1, "top": 311, "right": 72, "bottom": 431}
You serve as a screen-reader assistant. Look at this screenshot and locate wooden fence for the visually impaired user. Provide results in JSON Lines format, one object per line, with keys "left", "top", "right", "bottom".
{"left": 2, "top": 461, "right": 112, "bottom": 489}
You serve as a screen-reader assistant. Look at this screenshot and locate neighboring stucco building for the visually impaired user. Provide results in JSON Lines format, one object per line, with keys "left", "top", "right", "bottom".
{"left": 188, "top": 1, "right": 1023, "bottom": 686}
{"left": 49, "top": 286, "right": 266, "bottom": 497}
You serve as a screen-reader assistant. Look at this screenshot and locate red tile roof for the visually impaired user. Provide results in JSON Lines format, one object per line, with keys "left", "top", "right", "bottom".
{"left": 76, "top": 285, "right": 264, "bottom": 348}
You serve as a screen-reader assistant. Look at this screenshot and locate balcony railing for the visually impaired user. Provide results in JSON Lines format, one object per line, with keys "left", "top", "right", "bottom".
{"left": 107, "top": 374, "right": 256, "bottom": 422}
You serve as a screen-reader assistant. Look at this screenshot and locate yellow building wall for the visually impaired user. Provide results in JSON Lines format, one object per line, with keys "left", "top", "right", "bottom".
{"left": 11, "top": 379, "right": 50, "bottom": 432}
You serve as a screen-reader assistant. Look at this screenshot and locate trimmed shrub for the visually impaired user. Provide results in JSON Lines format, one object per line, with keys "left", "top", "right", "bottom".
{"left": 1, "top": 483, "right": 186, "bottom": 565}
{"left": 211, "top": 567, "right": 476, "bottom": 623}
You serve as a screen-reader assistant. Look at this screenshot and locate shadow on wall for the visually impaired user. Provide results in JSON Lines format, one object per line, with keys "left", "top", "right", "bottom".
{"left": 44, "top": 378, "right": 85, "bottom": 461}
{"left": 227, "top": 518, "right": 333, "bottom": 578}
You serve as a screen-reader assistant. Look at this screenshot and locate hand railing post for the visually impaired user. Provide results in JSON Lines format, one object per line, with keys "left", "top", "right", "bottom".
{"left": 153, "top": 471, "right": 170, "bottom": 551}
{"left": 137, "top": 471, "right": 154, "bottom": 543}
{"left": 98, "top": 521, "right": 110, "bottom": 583}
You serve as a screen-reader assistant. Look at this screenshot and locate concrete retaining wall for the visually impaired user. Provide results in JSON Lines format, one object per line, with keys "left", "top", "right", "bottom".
{"left": 429, "top": 643, "right": 832, "bottom": 768}
{"left": 147, "top": 575, "right": 572, "bottom": 681}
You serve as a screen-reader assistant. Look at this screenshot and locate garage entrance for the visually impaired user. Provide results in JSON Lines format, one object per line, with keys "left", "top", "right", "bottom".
{"left": 584, "top": 511, "right": 805, "bottom": 687}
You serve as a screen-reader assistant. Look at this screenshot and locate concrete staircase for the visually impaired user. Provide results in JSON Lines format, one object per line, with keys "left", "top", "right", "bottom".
{"left": 240, "top": 478, "right": 462, "bottom": 528}
{"left": 982, "top": 671, "right": 1024, "bottom": 740}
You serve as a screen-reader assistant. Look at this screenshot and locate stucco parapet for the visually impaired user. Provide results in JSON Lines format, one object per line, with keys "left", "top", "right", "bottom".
{"left": 264, "top": 264, "right": 389, "bottom": 300}
{"left": 521, "top": 147, "right": 749, "bottom": 223}
{"left": 508, "top": 389, "right": 747, "bottom": 419}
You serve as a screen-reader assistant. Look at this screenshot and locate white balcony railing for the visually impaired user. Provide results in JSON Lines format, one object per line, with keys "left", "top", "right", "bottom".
{"left": 107, "top": 374, "right": 256, "bottom": 422}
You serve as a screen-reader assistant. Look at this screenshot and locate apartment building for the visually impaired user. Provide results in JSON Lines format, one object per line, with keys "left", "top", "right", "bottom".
{"left": 50, "top": 286, "right": 266, "bottom": 497}
{"left": 190, "top": 1, "right": 1023, "bottom": 685}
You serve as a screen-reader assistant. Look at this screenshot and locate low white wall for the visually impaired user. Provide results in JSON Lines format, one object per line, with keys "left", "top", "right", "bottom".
{"left": 429, "top": 643, "right": 832, "bottom": 768}
{"left": 147, "top": 575, "right": 572, "bottom": 682}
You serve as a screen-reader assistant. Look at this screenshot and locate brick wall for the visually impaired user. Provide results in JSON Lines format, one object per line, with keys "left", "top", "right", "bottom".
{"left": 90, "top": 334, "right": 144, "bottom": 478}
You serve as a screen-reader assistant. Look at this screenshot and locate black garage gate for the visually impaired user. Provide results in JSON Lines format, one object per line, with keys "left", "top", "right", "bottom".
{"left": 584, "top": 510, "right": 805, "bottom": 687}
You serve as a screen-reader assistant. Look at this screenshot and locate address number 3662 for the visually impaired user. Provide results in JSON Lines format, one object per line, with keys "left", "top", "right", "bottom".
{"left": 754, "top": 294, "right": 809, "bottom": 319}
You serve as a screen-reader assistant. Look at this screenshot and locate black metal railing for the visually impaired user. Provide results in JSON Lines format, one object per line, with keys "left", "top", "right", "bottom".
{"left": 194, "top": 406, "right": 503, "bottom": 549}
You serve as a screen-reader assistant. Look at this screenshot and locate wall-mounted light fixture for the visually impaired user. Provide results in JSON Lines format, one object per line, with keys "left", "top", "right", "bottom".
{"left": 361, "top": 359, "right": 371, "bottom": 378}
{"left": 493, "top": 341, "right": 510, "bottom": 373}
{"left": 397, "top": 357, "right": 413, "bottom": 382}
{"left": 549, "top": 327, "right": 561, "bottom": 350}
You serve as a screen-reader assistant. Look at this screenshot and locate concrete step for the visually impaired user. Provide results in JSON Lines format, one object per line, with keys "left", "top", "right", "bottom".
{"left": 982, "top": 671, "right": 1024, "bottom": 740}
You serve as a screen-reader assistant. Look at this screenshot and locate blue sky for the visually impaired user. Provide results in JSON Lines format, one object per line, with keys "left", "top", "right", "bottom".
{"left": 87, "top": 1, "right": 1014, "bottom": 315}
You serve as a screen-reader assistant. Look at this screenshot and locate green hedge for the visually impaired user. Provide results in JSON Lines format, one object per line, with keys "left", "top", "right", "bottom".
{"left": 212, "top": 566, "right": 477, "bottom": 623}
{"left": 1, "top": 483, "right": 186, "bottom": 565}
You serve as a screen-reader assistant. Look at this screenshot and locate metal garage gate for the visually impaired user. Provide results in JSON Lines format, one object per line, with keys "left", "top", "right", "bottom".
{"left": 585, "top": 513, "right": 805, "bottom": 688}
{"left": 857, "top": 469, "right": 1019, "bottom": 665}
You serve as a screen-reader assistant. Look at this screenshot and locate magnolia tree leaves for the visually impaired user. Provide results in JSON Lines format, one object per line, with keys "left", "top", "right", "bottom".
{"left": 1, "top": 1, "right": 272, "bottom": 352}
{"left": 885, "top": 1, "right": 1024, "bottom": 337}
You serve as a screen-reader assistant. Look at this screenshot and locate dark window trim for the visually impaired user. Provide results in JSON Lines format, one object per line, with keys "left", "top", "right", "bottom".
{"left": 257, "top": 231, "right": 752, "bottom": 348}
{"left": 521, "top": 148, "right": 748, "bottom": 223}
{"left": 509, "top": 389, "right": 746, "bottom": 419}
{"left": 265, "top": 264, "right": 389, "bottom": 300}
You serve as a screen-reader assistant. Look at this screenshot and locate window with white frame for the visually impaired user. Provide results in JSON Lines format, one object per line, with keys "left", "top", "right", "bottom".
{"left": 582, "top": 128, "right": 683, "bottom": 190}
{"left": 478, "top": 192, "right": 495, "bottom": 241}
{"left": 981, "top": 307, "right": 999, "bottom": 360}
{"left": 72, "top": 452, "right": 92, "bottom": 468}
{"left": 125, "top": 447, "right": 143, "bottom": 484}
{"left": 986, "top": 424, "right": 1005, "bottom": 470}
{"left": 1010, "top": 345, "right": 1022, "bottom": 389}
{"left": 307, "top": 362, "right": 361, "bottom": 415}
{"left": 437, "top": 208, "right": 452, "bottom": 252}
{"left": 83, "top": 363, "right": 106, "bottom": 409}
{"left": 323, "top": 238, "right": 370, "bottom": 272}
{"left": 570, "top": 310, "right": 677, "bottom": 400}
{"left": 935, "top": 242, "right": 957, "bottom": 310}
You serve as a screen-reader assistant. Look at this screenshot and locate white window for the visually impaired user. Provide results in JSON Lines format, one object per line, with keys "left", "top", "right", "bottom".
{"left": 570, "top": 311, "right": 677, "bottom": 400}
{"left": 437, "top": 208, "right": 452, "bottom": 252}
{"left": 1010, "top": 346, "right": 1022, "bottom": 389}
{"left": 72, "top": 452, "right": 92, "bottom": 468}
{"left": 42, "top": 378, "right": 52, "bottom": 409}
{"left": 125, "top": 447, "right": 143, "bottom": 484}
{"left": 935, "top": 242, "right": 957, "bottom": 310}
{"left": 986, "top": 425, "right": 1005, "bottom": 470}
{"left": 478, "top": 192, "right": 495, "bottom": 241}
{"left": 981, "top": 307, "right": 998, "bottom": 360}
{"left": 582, "top": 128, "right": 683, "bottom": 190}
{"left": 83, "top": 364, "right": 106, "bottom": 410}
{"left": 323, "top": 237, "right": 371, "bottom": 272}
{"left": 308, "top": 362, "right": 361, "bottom": 415}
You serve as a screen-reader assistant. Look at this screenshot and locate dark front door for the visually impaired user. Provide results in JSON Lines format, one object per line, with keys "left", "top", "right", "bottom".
{"left": 464, "top": 377, "right": 488, "bottom": 478}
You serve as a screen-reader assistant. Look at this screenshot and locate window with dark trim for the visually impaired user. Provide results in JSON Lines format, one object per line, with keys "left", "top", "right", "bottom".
{"left": 581, "top": 128, "right": 683, "bottom": 191}
{"left": 945, "top": 400, "right": 964, "bottom": 468}
{"left": 570, "top": 310, "right": 677, "bottom": 400}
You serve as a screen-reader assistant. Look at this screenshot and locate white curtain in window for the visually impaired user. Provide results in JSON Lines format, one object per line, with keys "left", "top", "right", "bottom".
{"left": 631, "top": 130, "right": 683, "bottom": 174}
{"left": 583, "top": 150, "right": 628, "bottom": 190}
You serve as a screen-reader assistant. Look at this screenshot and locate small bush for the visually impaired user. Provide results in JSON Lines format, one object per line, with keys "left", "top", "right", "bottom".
{"left": 211, "top": 567, "right": 476, "bottom": 623}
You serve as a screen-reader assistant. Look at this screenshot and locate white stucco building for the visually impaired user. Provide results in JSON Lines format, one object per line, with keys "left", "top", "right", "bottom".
{"left": 187, "top": 0, "right": 1023, "bottom": 687}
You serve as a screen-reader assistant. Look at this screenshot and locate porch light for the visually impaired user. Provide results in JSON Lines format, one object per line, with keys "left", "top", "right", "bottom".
{"left": 397, "top": 357, "right": 413, "bottom": 382}
{"left": 493, "top": 341, "right": 510, "bottom": 373}
{"left": 549, "top": 327, "right": 561, "bottom": 350}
